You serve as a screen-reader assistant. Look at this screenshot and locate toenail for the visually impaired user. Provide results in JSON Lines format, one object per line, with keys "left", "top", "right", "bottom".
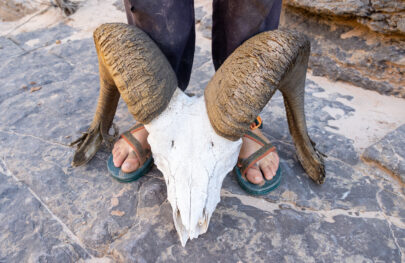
{"left": 123, "top": 162, "right": 132, "bottom": 170}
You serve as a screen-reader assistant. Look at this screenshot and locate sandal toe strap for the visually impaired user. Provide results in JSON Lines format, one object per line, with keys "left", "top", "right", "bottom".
{"left": 129, "top": 123, "right": 145, "bottom": 133}
{"left": 244, "top": 130, "right": 267, "bottom": 146}
{"left": 121, "top": 126, "right": 148, "bottom": 165}
{"left": 239, "top": 143, "right": 276, "bottom": 176}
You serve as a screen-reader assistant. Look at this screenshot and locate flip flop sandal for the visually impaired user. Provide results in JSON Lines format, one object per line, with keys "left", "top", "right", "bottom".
{"left": 107, "top": 123, "right": 154, "bottom": 182}
{"left": 235, "top": 118, "right": 282, "bottom": 195}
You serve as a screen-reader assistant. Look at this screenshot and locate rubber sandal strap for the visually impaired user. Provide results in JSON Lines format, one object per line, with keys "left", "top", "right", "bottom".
{"left": 239, "top": 143, "right": 276, "bottom": 176}
{"left": 244, "top": 130, "right": 267, "bottom": 146}
{"left": 128, "top": 123, "right": 145, "bottom": 133}
{"left": 121, "top": 131, "right": 147, "bottom": 165}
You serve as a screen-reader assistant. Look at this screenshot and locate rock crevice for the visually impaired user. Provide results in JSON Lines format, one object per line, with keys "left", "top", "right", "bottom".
{"left": 281, "top": 0, "right": 405, "bottom": 98}
{"left": 284, "top": 0, "right": 405, "bottom": 35}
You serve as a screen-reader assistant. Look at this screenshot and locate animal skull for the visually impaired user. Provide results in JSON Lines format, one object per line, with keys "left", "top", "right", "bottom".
{"left": 145, "top": 89, "right": 242, "bottom": 245}
{"left": 71, "top": 23, "right": 325, "bottom": 246}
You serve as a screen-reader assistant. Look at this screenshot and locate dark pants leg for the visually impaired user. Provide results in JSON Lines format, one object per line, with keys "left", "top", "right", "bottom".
{"left": 124, "top": 0, "right": 195, "bottom": 91}
{"left": 212, "top": 0, "right": 282, "bottom": 70}
{"left": 124, "top": 0, "right": 282, "bottom": 89}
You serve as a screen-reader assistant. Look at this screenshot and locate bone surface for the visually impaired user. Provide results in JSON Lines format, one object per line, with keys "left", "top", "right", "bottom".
{"left": 145, "top": 89, "right": 242, "bottom": 246}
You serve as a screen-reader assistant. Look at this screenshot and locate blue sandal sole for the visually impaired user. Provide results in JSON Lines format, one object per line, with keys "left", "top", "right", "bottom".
{"left": 107, "top": 154, "right": 154, "bottom": 182}
{"left": 235, "top": 165, "right": 282, "bottom": 195}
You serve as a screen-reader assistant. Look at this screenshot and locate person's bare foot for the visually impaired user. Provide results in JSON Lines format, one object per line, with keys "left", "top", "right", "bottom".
{"left": 112, "top": 124, "right": 278, "bottom": 184}
{"left": 112, "top": 127, "right": 150, "bottom": 173}
{"left": 238, "top": 129, "right": 280, "bottom": 184}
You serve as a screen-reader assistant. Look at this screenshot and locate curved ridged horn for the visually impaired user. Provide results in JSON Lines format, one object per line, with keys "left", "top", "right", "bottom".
{"left": 205, "top": 30, "right": 309, "bottom": 139}
{"left": 205, "top": 30, "right": 325, "bottom": 184}
{"left": 93, "top": 23, "right": 177, "bottom": 123}
{"left": 71, "top": 23, "right": 177, "bottom": 167}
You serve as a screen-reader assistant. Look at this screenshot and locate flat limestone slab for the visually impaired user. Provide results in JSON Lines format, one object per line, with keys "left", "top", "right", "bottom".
{"left": 363, "top": 124, "right": 405, "bottom": 184}
{"left": 0, "top": 14, "right": 404, "bottom": 263}
{"left": 0, "top": 172, "right": 91, "bottom": 262}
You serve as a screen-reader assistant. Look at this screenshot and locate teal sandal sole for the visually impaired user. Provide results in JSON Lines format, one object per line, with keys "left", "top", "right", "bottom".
{"left": 107, "top": 154, "right": 154, "bottom": 182}
{"left": 235, "top": 165, "right": 282, "bottom": 195}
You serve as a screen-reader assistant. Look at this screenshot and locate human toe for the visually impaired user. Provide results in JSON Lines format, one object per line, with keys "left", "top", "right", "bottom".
{"left": 246, "top": 166, "right": 264, "bottom": 184}
{"left": 269, "top": 152, "right": 280, "bottom": 175}
{"left": 121, "top": 151, "right": 140, "bottom": 173}
{"left": 261, "top": 164, "right": 274, "bottom": 180}
{"left": 113, "top": 141, "right": 128, "bottom": 167}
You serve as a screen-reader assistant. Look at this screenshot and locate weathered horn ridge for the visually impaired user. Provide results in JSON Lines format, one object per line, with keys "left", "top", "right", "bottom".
{"left": 93, "top": 23, "right": 177, "bottom": 124}
{"left": 205, "top": 30, "right": 310, "bottom": 141}
{"left": 70, "top": 23, "right": 177, "bottom": 167}
{"left": 205, "top": 30, "right": 326, "bottom": 184}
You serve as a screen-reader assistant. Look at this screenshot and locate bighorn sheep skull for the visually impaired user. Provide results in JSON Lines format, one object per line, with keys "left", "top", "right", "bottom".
{"left": 71, "top": 23, "right": 325, "bottom": 246}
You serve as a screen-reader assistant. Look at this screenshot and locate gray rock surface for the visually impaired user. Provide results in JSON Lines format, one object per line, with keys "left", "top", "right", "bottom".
{"left": 0, "top": 0, "right": 42, "bottom": 22}
{"left": 363, "top": 124, "right": 405, "bottom": 183}
{"left": 281, "top": 4, "right": 405, "bottom": 98}
{"left": 113, "top": 0, "right": 125, "bottom": 12}
{"left": 0, "top": 23, "right": 404, "bottom": 262}
{"left": 194, "top": 6, "right": 206, "bottom": 23}
{"left": 193, "top": 1, "right": 405, "bottom": 98}
{"left": 284, "top": 0, "right": 405, "bottom": 35}
{"left": 0, "top": 172, "right": 91, "bottom": 262}
{"left": 199, "top": 15, "right": 212, "bottom": 39}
